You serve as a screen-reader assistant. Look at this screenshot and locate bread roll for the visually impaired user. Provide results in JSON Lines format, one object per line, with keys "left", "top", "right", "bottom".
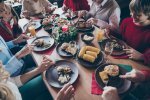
{"left": 99, "top": 71, "right": 109, "bottom": 83}
{"left": 78, "top": 46, "right": 87, "bottom": 58}
{"left": 86, "top": 46, "right": 100, "bottom": 54}
{"left": 82, "top": 54, "right": 95, "bottom": 63}
{"left": 86, "top": 51, "right": 97, "bottom": 58}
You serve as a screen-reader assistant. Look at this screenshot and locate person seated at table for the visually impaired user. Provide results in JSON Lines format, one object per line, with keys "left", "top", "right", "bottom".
{"left": 78, "top": 0, "right": 121, "bottom": 32}
{"left": 62, "top": 0, "right": 90, "bottom": 12}
{"left": 0, "top": 34, "right": 35, "bottom": 76}
{"left": 116, "top": 0, "right": 150, "bottom": 65}
{"left": 21, "top": 0, "right": 56, "bottom": 19}
{"left": 0, "top": 60, "right": 75, "bottom": 100}
{"left": 0, "top": 0, "right": 22, "bottom": 42}
{"left": 101, "top": 69, "right": 150, "bottom": 100}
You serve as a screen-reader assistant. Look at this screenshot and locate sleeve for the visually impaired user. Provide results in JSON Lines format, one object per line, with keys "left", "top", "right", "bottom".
{"left": 82, "top": 0, "right": 90, "bottom": 11}
{"left": 96, "top": 8, "right": 121, "bottom": 32}
{"left": 9, "top": 76, "right": 23, "bottom": 87}
{"left": 42, "top": 0, "right": 52, "bottom": 7}
{"left": 4, "top": 56, "right": 23, "bottom": 75}
{"left": 142, "top": 48, "right": 150, "bottom": 66}
{"left": 20, "top": 0, "right": 29, "bottom": 17}
{"left": 63, "top": 0, "right": 68, "bottom": 6}
{"left": 141, "top": 70, "right": 150, "bottom": 82}
{"left": 6, "top": 41, "right": 16, "bottom": 49}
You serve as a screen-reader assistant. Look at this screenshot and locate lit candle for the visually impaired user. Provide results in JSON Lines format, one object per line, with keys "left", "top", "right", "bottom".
{"left": 62, "top": 25, "right": 69, "bottom": 32}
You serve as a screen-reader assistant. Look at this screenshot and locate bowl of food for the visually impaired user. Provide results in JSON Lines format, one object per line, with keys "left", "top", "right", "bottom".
{"left": 81, "top": 33, "right": 94, "bottom": 44}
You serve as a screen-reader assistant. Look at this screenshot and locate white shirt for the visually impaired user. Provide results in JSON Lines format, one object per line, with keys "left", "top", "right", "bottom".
{"left": 33, "top": 0, "right": 43, "bottom": 14}
{"left": 2, "top": 76, "right": 23, "bottom": 100}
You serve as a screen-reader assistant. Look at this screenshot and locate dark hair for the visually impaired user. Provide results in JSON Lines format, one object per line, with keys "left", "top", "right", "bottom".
{"left": 129, "top": 0, "right": 150, "bottom": 17}
{"left": 0, "top": 0, "right": 4, "bottom": 3}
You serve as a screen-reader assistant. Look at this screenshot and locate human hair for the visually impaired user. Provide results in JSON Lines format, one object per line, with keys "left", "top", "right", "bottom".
{"left": 0, "top": 0, "right": 4, "bottom": 3}
{"left": 0, "top": 61, "right": 10, "bottom": 82}
{"left": 0, "top": 83, "right": 15, "bottom": 100}
{"left": 129, "top": 0, "right": 150, "bottom": 17}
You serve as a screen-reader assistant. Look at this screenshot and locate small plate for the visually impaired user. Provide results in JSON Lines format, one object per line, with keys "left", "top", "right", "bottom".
{"left": 32, "top": 36, "right": 54, "bottom": 52}
{"left": 95, "top": 63, "right": 131, "bottom": 94}
{"left": 45, "top": 60, "right": 79, "bottom": 88}
{"left": 76, "top": 21, "right": 94, "bottom": 32}
{"left": 77, "top": 51, "right": 104, "bottom": 68}
{"left": 100, "top": 39, "right": 127, "bottom": 56}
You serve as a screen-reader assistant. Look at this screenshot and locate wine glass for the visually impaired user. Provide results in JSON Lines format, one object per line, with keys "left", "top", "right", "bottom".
{"left": 104, "top": 42, "right": 114, "bottom": 63}
{"left": 28, "top": 25, "right": 36, "bottom": 37}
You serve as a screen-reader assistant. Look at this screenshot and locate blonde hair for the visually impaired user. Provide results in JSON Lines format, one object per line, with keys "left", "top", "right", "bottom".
{"left": 0, "top": 83, "right": 15, "bottom": 100}
{"left": 129, "top": 0, "right": 150, "bottom": 17}
{"left": 0, "top": 61, "right": 10, "bottom": 82}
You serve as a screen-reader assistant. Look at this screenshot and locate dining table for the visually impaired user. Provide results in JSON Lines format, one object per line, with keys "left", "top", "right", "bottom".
{"left": 19, "top": 8, "right": 150, "bottom": 100}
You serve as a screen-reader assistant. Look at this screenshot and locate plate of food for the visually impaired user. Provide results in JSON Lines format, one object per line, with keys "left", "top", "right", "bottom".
{"left": 32, "top": 36, "right": 54, "bottom": 52}
{"left": 77, "top": 46, "right": 104, "bottom": 68}
{"left": 95, "top": 63, "right": 131, "bottom": 94}
{"left": 100, "top": 39, "right": 127, "bottom": 56}
{"left": 45, "top": 60, "right": 79, "bottom": 88}
{"left": 81, "top": 33, "right": 94, "bottom": 44}
{"left": 24, "top": 20, "right": 42, "bottom": 31}
{"left": 56, "top": 41, "right": 78, "bottom": 57}
{"left": 76, "top": 21, "right": 94, "bottom": 32}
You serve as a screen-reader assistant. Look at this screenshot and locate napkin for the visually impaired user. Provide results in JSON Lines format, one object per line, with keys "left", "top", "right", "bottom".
{"left": 91, "top": 64, "right": 132, "bottom": 95}
{"left": 34, "top": 44, "right": 56, "bottom": 55}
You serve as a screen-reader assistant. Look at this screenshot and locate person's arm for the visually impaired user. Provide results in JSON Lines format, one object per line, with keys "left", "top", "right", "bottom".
{"left": 4, "top": 56, "right": 23, "bottom": 76}
{"left": 10, "top": 56, "right": 54, "bottom": 87}
{"left": 96, "top": 8, "right": 121, "bottom": 32}
{"left": 102, "top": 86, "right": 120, "bottom": 100}
{"left": 19, "top": 56, "right": 53, "bottom": 85}
{"left": 62, "top": 0, "right": 69, "bottom": 12}
{"left": 140, "top": 70, "right": 150, "bottom": 82}
{"left": 20, "top": 0, "right": 30, "bottom": 18}
{"left": 43, "top": 0, "right": 54, "bottom": 13}
{"left": 142, "top": 48, "right": 150, "bottom": 66}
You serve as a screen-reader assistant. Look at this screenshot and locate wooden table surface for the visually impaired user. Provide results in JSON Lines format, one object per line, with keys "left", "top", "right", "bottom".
{"left": 25, "top": 8, "right": 150, "bottom": 100}
{"left": 27, "top": 27, "right": 150, "bottom": 100}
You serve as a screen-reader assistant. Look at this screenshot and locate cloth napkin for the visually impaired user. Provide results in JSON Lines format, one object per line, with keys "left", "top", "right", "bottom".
{"left": 91, "top": 64, "right": 132, "bottom": 95}
{"left": 112, "top": 54, "right": 129, "bottom": 59}
{"left": 34, "top": 44, "right": 56, "bottom": 55}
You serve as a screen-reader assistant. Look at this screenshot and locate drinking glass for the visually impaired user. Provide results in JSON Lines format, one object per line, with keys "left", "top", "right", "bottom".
{"left": 104, "top": 42, "right": 114, "bottom": 63}
{"left": 28, "top": 26, "right": 36, "bottom": 37}
{"left": 96, "top": 29, "right": 105, "bottom": 42}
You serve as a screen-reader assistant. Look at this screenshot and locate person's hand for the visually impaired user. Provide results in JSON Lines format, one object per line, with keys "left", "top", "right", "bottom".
{"left": 21, "top": 10, "right": 30, "bottom": 18}
{"left": 78, "top": 10, "right": 86, "bottom": 18}
{"left": 56, "top": 83, "right": 75, "bottom": 100}
{"left": 36, "top": 56, "right": 54, "bottom": 73}
{"left": 13, "top": 34, "right": 29, "bottom": 44}
{"left": 124, "top": 49, "right": 144, "bottom": 61}
{"left": 119, "top": 69, "right": 145, "bottom": 82}
{"left": 62, "top": 5, "right": 68, "bottom": 12}
{"left": 15, "top": 44, "right": 34, "bottom": 59}
{"left": 102, "top": 86, "right": 120, "bottom": 100}
{"left": 86, "top": 18, "right": 98, "bottom": 25}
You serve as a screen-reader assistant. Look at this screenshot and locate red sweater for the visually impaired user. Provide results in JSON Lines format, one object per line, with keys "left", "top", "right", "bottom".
{"left": 63, "top": 0, "right": 90, "bottom": 11}
{"left": 120, "top": 18, "right": 150, "bottom": 65}
{"left": 0, "top": 19, "right": 21, "bottom": 42}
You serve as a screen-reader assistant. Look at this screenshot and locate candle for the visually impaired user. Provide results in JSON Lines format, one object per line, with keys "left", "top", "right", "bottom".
{"left": 62, "top": 25, "right": 69, "bottom": 32}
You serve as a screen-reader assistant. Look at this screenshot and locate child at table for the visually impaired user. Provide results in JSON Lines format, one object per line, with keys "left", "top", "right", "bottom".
{"left": 116, "top": 0, "right": 150, "bottom": 66}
